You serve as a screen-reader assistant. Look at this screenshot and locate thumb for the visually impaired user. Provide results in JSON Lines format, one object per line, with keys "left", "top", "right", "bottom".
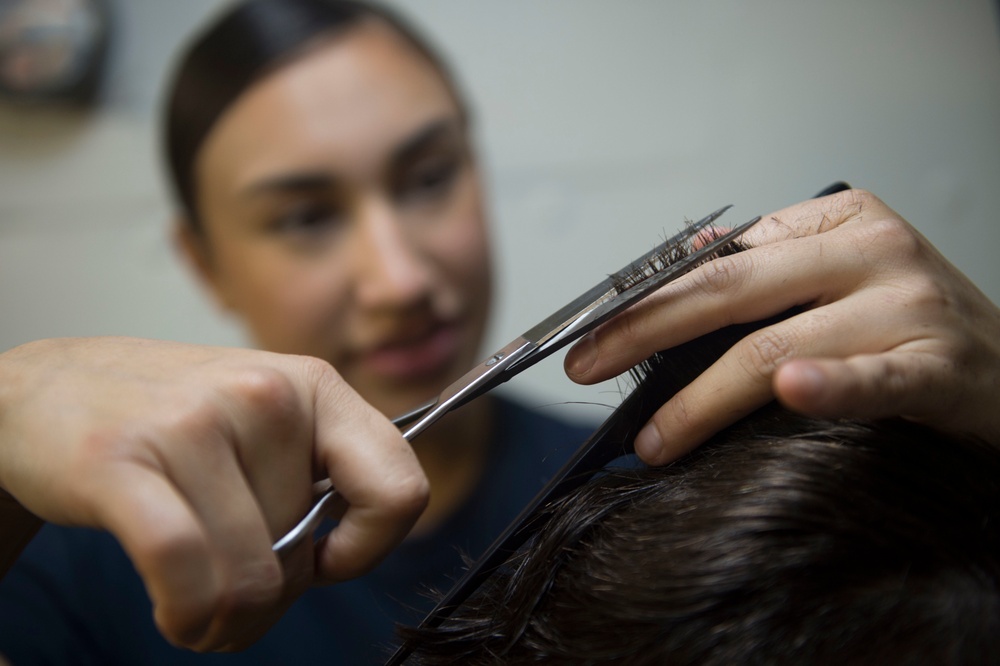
{"left": 773, "top": 353, "right": 946, "bottom": 422}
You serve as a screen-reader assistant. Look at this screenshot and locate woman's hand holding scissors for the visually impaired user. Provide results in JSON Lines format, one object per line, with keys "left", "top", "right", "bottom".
{"left": 0, "top": 337, "right": 428, "bottom": 651}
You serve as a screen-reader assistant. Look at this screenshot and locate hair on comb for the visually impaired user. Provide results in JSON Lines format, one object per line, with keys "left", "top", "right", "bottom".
{"left": 609, "top": 223, "right": 747, "bottom": 296}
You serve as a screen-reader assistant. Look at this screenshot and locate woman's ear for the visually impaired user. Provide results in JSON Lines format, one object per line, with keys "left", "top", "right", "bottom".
{"left": 172, "top": 219, "right": 236, "bottom": 312}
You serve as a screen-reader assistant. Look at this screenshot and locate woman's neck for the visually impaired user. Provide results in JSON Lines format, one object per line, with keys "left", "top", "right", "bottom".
{"left": 408, "top": 395, "right": 495, "bottom": 537}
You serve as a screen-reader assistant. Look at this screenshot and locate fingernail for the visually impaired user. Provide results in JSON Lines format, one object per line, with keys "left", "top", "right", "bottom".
{"left": 566, "top": 332, "right": 597, "bottom": 378}
{"left": 634, "top": 422, "right": 664, "bottom": 463}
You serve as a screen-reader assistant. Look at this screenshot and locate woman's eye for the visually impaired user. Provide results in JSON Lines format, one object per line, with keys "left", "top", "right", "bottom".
{"left": 396, "top": 159, "right": 460, "bottom": 203}
{"left": 271, "top": 203, "right": 342, "bottom": 235}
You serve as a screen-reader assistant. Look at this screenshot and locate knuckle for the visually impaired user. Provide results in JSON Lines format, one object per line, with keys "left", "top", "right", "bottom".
{"left": 900, "top": 272, "right": 953, "bottom": 312}
{"left": 134, "top": 523, "right": 212, "bottom": 582}
{"left": 145, "top": 401, "right": 232, "bottom": 463}
{"left": 614, "top": 309, "right": 649, "bottom": 351}
{"left": 877, "top": 361, "right": 913, "bottom": 399}
{"left": 874, "top": 362, "right": 916, "bottom": 399}
{"left": 130, "top": 385, "right": 229, "bottom": 450}
{"left": 738, "top": 327, "right": 796, "bottom": 379}
{"left": 842, "top": 187, "right": 876, "bottom": 208}
{"left": 864, "top": 215, "right": 921, "bottom": 257}
{"left": 697, "top": 252, "right": 749, "bottom": 296}
{"left": 854, "top": 361, "right": 914, "bottom": 417}
{"left": 660, "top": 392, "right": 699, "bottom": 435}
{"left": 379, "top": 471, "right": 431, "bottom": 518}
{"left": 174, "top": 402, "right": 225, "bottom": 439}
{"left": 232, "top": 366, "right": 304, "bottom": 427}
{"left": 298, "top": 355, "right": 339, "bottom": 386}
{"left": 784, "top": 188, "right": 880, "bottom": 239}
{"left": 215, "top": 559, "right": 284, "bottom": 618}
{"left": 301, "top": 357, "right": 356, "bottom": 417}
{"left": 825, "top": 187, "right": 877, "bottom": 216}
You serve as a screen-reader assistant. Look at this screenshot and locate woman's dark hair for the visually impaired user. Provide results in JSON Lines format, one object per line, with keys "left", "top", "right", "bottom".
{"left": 400, "top": 317, "right": 1000, "bottom": 663}
{"left": 162, "top": 0, "right": 461, "bottom": 231}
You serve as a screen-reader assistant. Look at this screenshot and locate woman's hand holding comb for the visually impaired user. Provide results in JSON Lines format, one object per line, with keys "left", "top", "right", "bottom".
{"left": 565, "top": 189, "right": 1000, "bottom": 464}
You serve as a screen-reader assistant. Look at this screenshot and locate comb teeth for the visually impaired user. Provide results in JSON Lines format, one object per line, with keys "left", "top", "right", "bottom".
{"left": 605, "top": 204, "right": 732, "bottom": 297}
{"left": 609, "top": 223, "right": 702, "bottom": 294}
{"left": 608, "top": 213, "right": 748, "bottom": 296}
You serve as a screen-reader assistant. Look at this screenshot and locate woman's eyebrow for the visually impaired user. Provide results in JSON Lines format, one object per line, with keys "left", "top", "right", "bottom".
{"left": 391, "top": 118, "right": 463, "bottom": 166}
{"left": 241, "top": 118, "right": 462, "bottom": 198}
{"left": 244, "top": 171, "right": 339, "bottom": 197}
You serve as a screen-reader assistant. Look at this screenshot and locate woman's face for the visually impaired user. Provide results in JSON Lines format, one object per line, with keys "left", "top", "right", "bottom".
{"left": 184, "top": 21, "right": 492, "bottom": 417}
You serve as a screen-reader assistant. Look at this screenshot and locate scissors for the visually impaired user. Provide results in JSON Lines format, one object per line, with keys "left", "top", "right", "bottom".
{"left": 272, "top": 205, "right": 763, "bottom": 556}
{"left": 381, "top": 182, "right": 851, "bottom": 665}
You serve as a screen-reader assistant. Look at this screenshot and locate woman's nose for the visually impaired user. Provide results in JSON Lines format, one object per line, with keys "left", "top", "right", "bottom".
{"left": 353, "top": 198, "right": 434, "bottom": 309}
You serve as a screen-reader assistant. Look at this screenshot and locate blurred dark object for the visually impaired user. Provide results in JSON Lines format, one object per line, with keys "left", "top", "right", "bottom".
{"left": 0, "top": 0, "right": 112, "bottom": 106}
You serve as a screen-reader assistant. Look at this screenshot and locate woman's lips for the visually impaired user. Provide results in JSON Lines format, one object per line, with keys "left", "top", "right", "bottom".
{"left": 361, "top": 324, "right": 462, "bottom": 382}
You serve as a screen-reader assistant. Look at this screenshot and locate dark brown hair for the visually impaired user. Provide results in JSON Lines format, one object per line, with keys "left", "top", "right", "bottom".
{"left": 401, "top": 326, "right": 1000, "bottom": 664}
{"left": 161, "top": 0, "right": 461, "bottom": 231}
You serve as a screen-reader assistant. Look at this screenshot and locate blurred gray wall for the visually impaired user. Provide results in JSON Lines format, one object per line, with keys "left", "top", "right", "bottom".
{"left": 2, "top": 0, "right": 999, "bottom": 422}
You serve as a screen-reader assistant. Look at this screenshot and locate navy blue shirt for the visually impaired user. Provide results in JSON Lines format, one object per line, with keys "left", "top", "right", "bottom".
{"left": 0, "top": 397, "right": 591, "bottom": 665}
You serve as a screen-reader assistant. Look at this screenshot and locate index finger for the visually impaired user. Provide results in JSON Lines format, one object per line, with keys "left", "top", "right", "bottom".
{"left": 564, "top": 189, "right": 892, "bottom": 384}
{"left": 302, "top": 363, "right": 429, "bottom": 583}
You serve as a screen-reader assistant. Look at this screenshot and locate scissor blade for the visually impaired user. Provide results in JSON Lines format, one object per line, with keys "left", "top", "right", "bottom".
{"left": 519, "top": 205, "right": 732, "bottom": 348}
{"left": 395, "top": 206, "right": 754, "bottom": 439}
{"left": 506, "top": 213, "right": 762, "bottom": 376}
{"left": 274, "top": 206, "right": 760, "bottom": 563}
{"left": 398, "top": 337, "right": 536, "bottom": 440}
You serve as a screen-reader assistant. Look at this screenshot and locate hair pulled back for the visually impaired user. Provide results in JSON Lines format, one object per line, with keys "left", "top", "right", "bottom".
{"left": 162, "top": 0, "right": 458, "bottom": 230}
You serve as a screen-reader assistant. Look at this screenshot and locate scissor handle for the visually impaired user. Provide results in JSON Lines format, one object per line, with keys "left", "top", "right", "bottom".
{"left": 273, "top": 339, "right": 535, "bottom": 555}
{"left": 271, "top": 399, "right": 429, "bottom": 555}
{"left": 272, "top": 486, "right": 340, "bottom": 556}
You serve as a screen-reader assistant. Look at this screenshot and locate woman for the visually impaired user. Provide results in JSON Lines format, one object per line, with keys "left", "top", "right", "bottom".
{"left": 4, "top": 2, "right": 595, "bottom": 663}
{"left": 1, "top": 0, "right": 999, "bottom": 663}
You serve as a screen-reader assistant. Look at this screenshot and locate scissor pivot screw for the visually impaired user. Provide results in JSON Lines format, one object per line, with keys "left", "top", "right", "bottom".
{"left": 486, "top": 353, "right": 504, "bottom": 366}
